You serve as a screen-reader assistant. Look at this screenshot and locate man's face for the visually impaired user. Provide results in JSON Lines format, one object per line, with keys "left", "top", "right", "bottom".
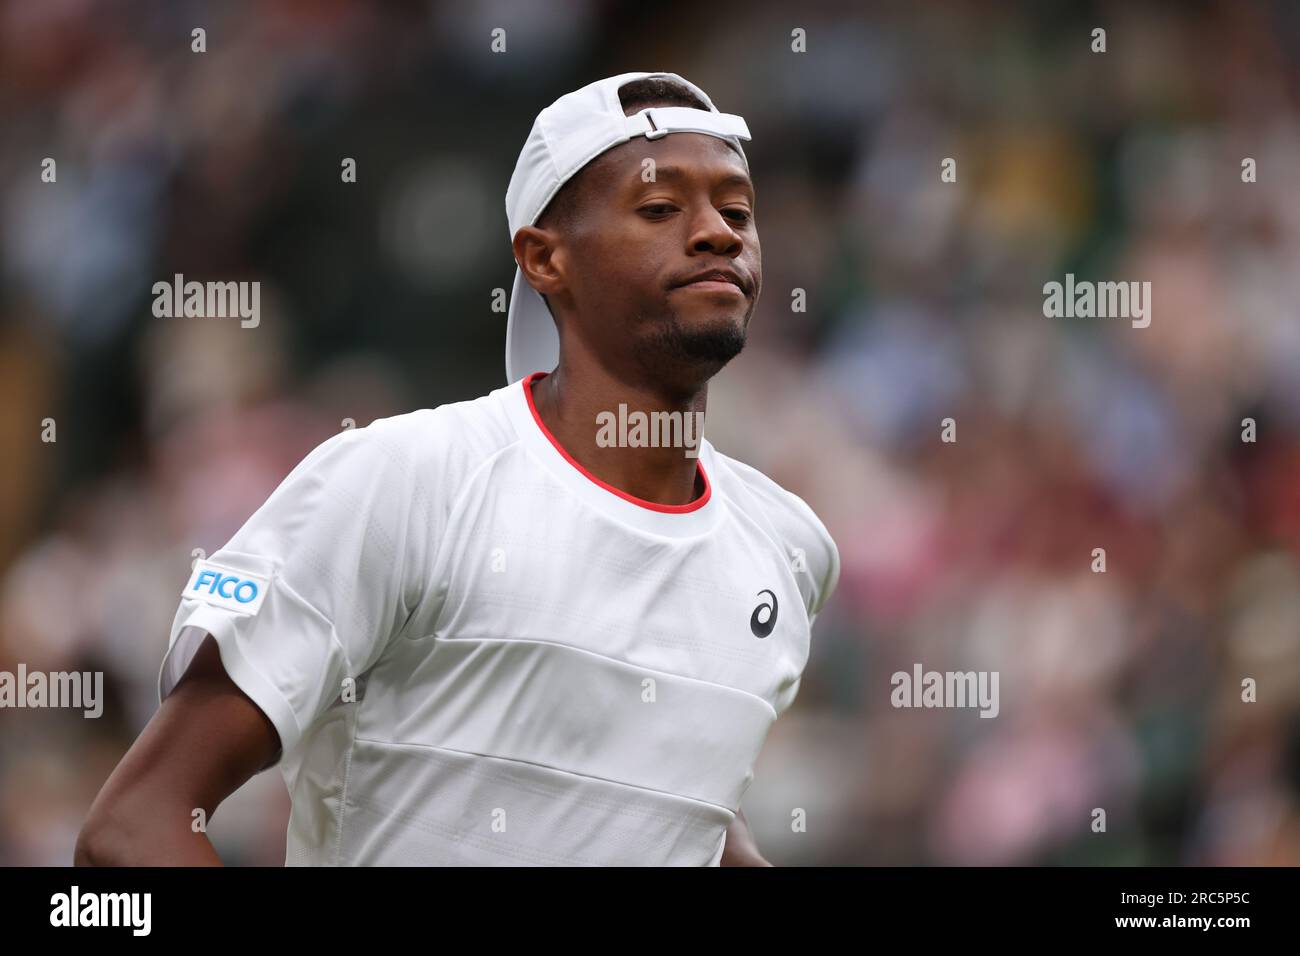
{"left": 551, "top": 129, "right": 761, "bottom": 386}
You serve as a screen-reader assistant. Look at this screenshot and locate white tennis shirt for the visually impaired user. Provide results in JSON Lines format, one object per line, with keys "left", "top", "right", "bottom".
{"left": 158, "top": 372, "right": 839, "bottom": 865}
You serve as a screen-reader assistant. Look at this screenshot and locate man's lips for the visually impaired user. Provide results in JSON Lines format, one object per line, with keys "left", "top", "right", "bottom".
{"left": 671, "top": 269, "right": 749, "bottom": 295}
{"left": 673, "top": 279, "right": 746, "bottom": 297}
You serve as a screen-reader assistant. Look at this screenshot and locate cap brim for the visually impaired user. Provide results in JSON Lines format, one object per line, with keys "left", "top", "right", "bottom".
{"left": 505, "top": 267, "right": 560, "bottom": 384}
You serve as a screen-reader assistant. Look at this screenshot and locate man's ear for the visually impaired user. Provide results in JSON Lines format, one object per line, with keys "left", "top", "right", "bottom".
{"left": 512, "top": 226, "right": 567, "bottom": 298}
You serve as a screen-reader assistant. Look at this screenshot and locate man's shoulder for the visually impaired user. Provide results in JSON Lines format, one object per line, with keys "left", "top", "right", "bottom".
{"left": 706, "top": 444, "right": 841, "bottom": 620}
{"left": 320, "top": 382, "right": 522, "bottom": 512}
{"left": 362, "top": 380, "right": 522, "bottom": 467}
{"left": 707, "top": 445, "right": 832, "bottom": 544}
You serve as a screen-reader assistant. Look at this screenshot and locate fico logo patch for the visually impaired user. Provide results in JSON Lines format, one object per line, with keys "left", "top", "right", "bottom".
{"left": 183, "top": 560, "right": 270, "bottom": 615}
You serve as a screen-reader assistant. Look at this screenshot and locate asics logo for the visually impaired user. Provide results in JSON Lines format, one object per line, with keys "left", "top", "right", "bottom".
{"left": 750, "top": 589, "right": 778, "bottom": 638}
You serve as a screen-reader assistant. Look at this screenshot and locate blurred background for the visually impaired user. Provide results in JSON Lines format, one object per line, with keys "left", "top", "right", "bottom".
{"left": 2, "top": 0, "right": 1300, "bottom": 865}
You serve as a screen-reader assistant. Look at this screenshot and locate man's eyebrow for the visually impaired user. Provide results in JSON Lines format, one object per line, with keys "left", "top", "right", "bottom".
{"left": 635, "top": 164, "right": 754, "bottom": 194}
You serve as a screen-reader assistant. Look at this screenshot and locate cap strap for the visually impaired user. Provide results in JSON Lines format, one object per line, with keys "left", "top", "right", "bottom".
{"left": 624, "top": 106, "right": 751, "bottom": 142}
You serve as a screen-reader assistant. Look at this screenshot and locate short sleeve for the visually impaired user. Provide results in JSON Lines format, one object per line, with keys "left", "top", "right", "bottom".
{"left": 157, "top": 419, "right": 431, "bottom": 764}
{"left": 805, "top": 523, "right": 840, "bottom": 630}
{"left": 778, "top": 490, "right": 840, "bottom": 633}
{"left": 773, "top": 502, "right": 840, "bottom": 717}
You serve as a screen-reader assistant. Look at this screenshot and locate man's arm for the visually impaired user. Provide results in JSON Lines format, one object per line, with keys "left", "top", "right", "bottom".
{"left": 74, "top": 634, "right": 281, "bottom": 866}
{"left": 720, "top": 807, "right": 774, "bottom": 866}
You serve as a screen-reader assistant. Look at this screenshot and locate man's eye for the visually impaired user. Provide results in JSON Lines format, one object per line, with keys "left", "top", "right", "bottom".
{"left": 724, "top": 208, "right": 753, "bottom": 224}
{"left": 640, "top": 204, "right": 677, "bottom": 215}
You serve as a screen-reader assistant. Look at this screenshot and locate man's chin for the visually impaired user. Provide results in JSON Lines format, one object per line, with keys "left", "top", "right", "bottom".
{"left": 635, "top": 311, "right": 748, "bottom": 381}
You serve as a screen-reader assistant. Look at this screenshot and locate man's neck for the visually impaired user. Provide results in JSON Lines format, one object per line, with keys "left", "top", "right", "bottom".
{"left": 530, "top": 364, "right": 708, "bottom": 506}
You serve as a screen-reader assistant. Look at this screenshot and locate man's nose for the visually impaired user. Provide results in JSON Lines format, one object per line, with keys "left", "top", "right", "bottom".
{"left": 688, "top": 207, "right": 743, "bottom": 256}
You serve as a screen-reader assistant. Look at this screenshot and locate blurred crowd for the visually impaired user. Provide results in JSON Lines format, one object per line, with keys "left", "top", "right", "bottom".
{"left": 2, "top": 0, "right": 1299, "bottom": 865}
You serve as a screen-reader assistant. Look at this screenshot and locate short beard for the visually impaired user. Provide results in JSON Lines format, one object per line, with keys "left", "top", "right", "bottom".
{"left": 634, "top": 309, "right": 748, "bottom": 383}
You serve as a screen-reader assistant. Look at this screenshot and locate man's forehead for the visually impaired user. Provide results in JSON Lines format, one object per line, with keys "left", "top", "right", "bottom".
{"left": 587, "top": 133, "right": 752, "bottom": 190}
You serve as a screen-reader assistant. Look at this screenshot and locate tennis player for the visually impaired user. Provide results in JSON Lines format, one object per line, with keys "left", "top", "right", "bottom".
{"left": 76, "top": 71, "right": 839, "bottom": 866}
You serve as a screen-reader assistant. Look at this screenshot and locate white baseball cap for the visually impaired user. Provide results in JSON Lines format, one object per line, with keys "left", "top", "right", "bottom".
{"left": 503, "top": 71, "right": 752, "bottom": 384}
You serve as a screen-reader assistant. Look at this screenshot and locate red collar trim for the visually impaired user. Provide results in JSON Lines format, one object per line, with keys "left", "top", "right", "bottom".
{"left": 522, "top": 371, "right": 712, "bottom": 514}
